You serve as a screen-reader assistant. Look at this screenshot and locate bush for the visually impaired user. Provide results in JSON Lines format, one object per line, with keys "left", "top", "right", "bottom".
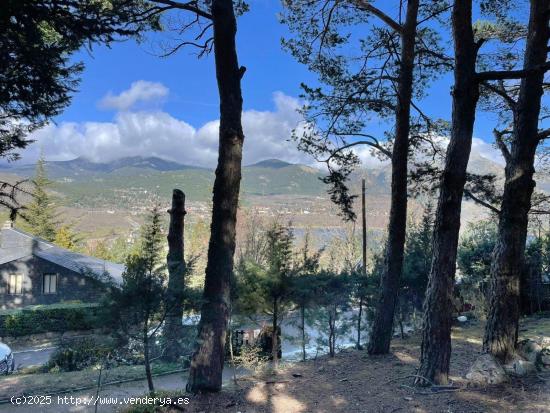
{"left": 0, "top": 303, "right": 102, "bottom": 337}
{"left": 233, "top": 344, "right": 269, "bottom": 375}
{"left": 45, "top": 337, "right": 115, "bottom": 372}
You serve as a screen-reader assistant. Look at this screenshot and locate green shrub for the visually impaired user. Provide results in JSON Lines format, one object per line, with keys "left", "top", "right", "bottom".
{"left": 0, "top": 303, "right": 102, "bottom": 337}
{"left": 45, "top": 337, "right": 114, "bottom": 372}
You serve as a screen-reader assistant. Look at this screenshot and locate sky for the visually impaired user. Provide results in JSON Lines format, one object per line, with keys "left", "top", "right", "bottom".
{"left": 17, "top": 0, "right": 512, "bottom": 168}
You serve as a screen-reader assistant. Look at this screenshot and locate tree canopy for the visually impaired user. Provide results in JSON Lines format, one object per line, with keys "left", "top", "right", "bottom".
{"left": 0, "top": 1, "right": 158, "bottom": 158}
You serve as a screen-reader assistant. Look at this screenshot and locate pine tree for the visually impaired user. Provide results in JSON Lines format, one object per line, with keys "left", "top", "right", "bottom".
{"left": 483, "top": 0, "right": 550, "bottom": 363}
{"left": 1, "top": 2, "right": 158, "bottom": 218}
{"left": 290, "top": 231, "right": 322, "bottom": 361}
{"left": 394, "top": 204, "right": 434, "bottom": 336}
{"left": 107, "top": 206, "right": 166, "bottom": 393}
{"left": 235, "top": 221, "right": 296, "bottom": 366}
{"left": 22, "top": 156, "right": 58, "bottom": 241}
{"left": 311, "top": 270, "right": 353, "bottom": 358}
{"left": 139, "top": 205, "right": 164, "bottom": 274}
{"left": 282, "top": 0, "right": 451, "bottom": 356}
{"left": 402, "top": 203, "right": 434, "bottom": 309}
{"left": 417, "top": 0, "right": 550, "bottom": 386}
{"left": 456, "top": 220, "right": 498, "bottom": 317}
{"left": 1, "top": 1, "right": 158, "bottom": 157}
{"left": 184, "top": 0, "right": 246, "bottom": 393}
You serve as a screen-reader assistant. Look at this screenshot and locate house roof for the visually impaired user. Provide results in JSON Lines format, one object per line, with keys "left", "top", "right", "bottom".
{"left": 0, "top": 227, "right": 124, "bottom": 285}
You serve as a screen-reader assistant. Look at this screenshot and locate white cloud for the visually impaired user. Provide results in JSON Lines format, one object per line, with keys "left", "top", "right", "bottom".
{"left": 17, "top": 82, "right": 504, "bottom": 173}
{"left": 21, "top": 88, "right": 317, "bottom": 167}
{"left": 354, "top": 145, "right": 390, "bottom": 169}
{"left": 99, "top": 80, "right": 169, "bottom": 111}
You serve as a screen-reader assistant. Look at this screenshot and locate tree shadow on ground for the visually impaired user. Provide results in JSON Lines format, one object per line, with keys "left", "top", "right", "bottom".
{"left": 177, "top": 318, "right": 549, "bottom": 413}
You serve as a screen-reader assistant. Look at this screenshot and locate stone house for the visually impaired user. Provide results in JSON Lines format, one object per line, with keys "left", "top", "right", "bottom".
{"left": 0, "top": 223, "right": 124, "bottom": 309}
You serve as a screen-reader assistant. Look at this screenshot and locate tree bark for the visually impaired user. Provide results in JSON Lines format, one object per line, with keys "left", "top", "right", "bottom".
{"left": 144, "top": 321, "right": 155, "bottom": 393}
{"left": 416, "top": 0, "right": 479, "bottom": 385}
{"left": 272, "top": 299, "right": 279, "bottom": 368}
{"left": 483, "top": 0, "right": 550, "bottom": 363}
{"left": 368, "top": 0, "right": 418, "bottom": 355}
{"left": 329, "top": 305, "right": 336, "bottom": 357}
{"left": 356, "top": 295, "right": 363, "bottom": 350}
{"left": 163, "top": 189, "right": 187, "bottom": 362}
{"left": 301, "top": 304, "right": 306, "bottom": 361}
{"left": 186, "top": 0, "right": 244, "bottom": 393}
{"left": 357, "top": 178, "right": 365, "bottom": 350}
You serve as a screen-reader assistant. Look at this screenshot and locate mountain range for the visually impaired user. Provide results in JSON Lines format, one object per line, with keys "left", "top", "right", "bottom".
{"left": 0, "top": 156, "right": 328, "bottom": 208}
{"left": 0, "top": 153, "right": 507, "bottom": 212}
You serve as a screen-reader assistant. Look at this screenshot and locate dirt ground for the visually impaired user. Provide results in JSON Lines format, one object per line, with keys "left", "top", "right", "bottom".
{"left": 159, "top": 316, "right": 550, "bottom": 413}
{"left": 0, "top": 361, "right": 182, "bottom": 401}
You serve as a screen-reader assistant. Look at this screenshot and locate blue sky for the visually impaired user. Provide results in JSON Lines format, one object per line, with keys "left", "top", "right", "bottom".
{"left": 60, "top": 1, "right": 315, "bottom": 127}
{"left": 23, "top": 0, "right": 523, "bottom": 167}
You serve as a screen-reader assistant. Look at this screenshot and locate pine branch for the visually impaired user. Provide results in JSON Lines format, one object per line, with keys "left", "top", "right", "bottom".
{"left": 463, "top": 189, "right": 501, "bottom": 214}
{"left": 322, "top": 136, "right": 392, "bottom": 160}
{"left": 481, "top": 81, "right": 517, "bottom": 109}
{"left": 149, "top": 0, "right": 212, "bottom": 20}
{"left": 477, "top": 62, "right": 550, "bottom": 81}
{"left": 538, "top": 128, "right": 550, "bottom": 140}
{"left": 493, "top": 129, "right": 512, "bottom": 164}
{"left": 353, "top": 0, "right": 403, "bottom": 33}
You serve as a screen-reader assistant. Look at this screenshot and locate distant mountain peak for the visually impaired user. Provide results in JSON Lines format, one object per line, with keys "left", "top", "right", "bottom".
{"left": 248, "top": 159, "right": 293, "bottom": 169}
{"left": 44, "top": 155, "right": 200, "bottom": 173}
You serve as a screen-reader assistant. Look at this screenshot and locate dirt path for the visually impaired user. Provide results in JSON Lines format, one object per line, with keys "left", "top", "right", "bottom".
{"left": 0, "top": 368, "right": 238, "bottom": 413}
{"left": 0, "top": 372, "right": 185, "bottom": 413}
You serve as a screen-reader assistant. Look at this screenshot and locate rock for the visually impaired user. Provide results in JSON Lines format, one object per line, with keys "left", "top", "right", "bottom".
{"left": 404, "top": 397, "right": 413, "bottom": 401}
{"left": 517, "top": 339, "right": 542, "bottom": 363}
{"left": 457, "top": 315, "right": 468, "bottom": 323}
{"left": 540, "top": 337, "right": 550, "bottom": 347}
{"left": 503, "top": 356, "right": 536, "bottom": 377}
{"left": 466, "top": 354, "right": 508, "bottom": 386}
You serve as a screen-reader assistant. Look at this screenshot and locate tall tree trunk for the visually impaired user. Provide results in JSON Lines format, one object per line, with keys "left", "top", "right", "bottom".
{"left": 301, "top": 304, "right": 306, "bottom": 361}
{"left": 329, "top": 306, "right": 336, "bottom": 357}
{"left": 272, "top": 299, "right": 279, "bottom": 368}
{"left": 356, "top": 295, "right": 363, "bottom": 350}
{"left": 368, "top": 0, "right": 418, "bottom": 355}
{"left": 144, "top": 321, "right": 155, "bottom": 393}
{"left": 186, "top": 0, "right": 244, "bottom": 393}
{"left": 416, "top": 0, "right": 479, "bottom": 385}
{"left": 483, "top": 0, "right": 550, "bottom": 363}
{"left": 357, "top": 178, "right": 365, "bottom": 350}
{"left": 163, "top": 189, "right": 187, "bottom": 362}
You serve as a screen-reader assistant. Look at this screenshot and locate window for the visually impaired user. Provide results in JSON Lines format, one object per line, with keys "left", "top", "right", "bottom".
{"left": 43, "top": 274, "right": 57, "bottom": 294}
{"left": 8, "top": 274, "right": 23, "bottom": 295}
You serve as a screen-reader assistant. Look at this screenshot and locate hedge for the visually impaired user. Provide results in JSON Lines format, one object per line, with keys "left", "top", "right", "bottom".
{"left": 0, "top": 303, "right": 103, "bottom": 337}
